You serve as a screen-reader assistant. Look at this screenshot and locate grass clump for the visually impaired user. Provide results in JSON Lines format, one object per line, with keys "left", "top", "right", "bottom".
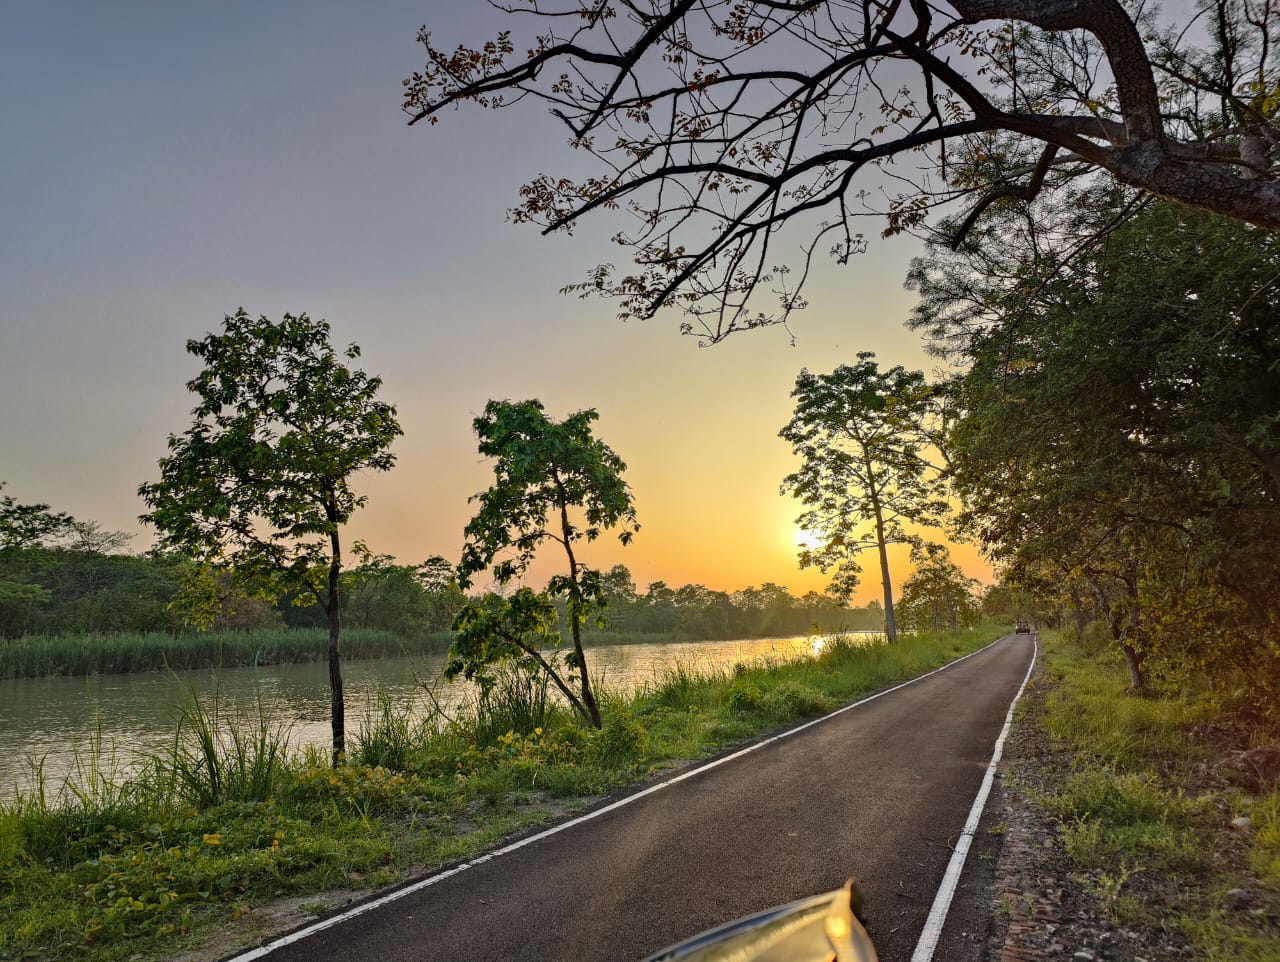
{"left": 0, "top": 625, "right": 1000, "bottom": 961}
{"left": 1031, "top": 629, "right": 1280, "bottom": 956}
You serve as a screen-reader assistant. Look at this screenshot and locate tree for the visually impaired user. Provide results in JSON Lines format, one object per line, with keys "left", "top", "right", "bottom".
{"left": 404, "top": 0, "right": 1279, "bottom": 340}
{"left": 343, "top": 555, "right": 466, "bottom": 636}
{"left": 452, "top": 399, "right": 639, "bottom": 728}
{"left": 780, "top": 355, "right": 950, "bottom": 641}
{"left": 0, "top": 484, "right": 75, "bottom": 634}
{"left": 138, "top": 310, "right": 402, "bottom": 764}
{"left": 896, "top": 543, "right": 979, "bottom": 631}
{"left": 913, "top": 200, "right": 1280, "bottom": 697}
{"left": 0, "top": 482, "right": 75, "bottom": 549}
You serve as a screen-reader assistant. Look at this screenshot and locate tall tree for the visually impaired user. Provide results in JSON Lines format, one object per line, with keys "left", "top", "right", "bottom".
{"left": 0, "top": 483, "right": 74, "bottom": 549}
{"left": 780, "top": 355, "right": 950, "bottom": 641}
{"left": 913, "top": 200, "right": 1280, "bottom": 697}
{"left": 452, "top": 399, "right": 639, "bottom": 729}
{"left": 896, "top": 543, "right": 979, "bottom": 631}
{"left": 404, "top": 0, "right": 1278, "bottom": 340}
{"left": 0, "top": 484, "right": 75, "bottom": 633}
{"left": 139, "top": 310, "right": 401, "bottom": 764}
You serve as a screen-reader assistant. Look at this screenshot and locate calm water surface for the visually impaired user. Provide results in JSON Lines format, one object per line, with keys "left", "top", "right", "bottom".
{"left": 0, "top": 634, "right": 864, "bottom": 798}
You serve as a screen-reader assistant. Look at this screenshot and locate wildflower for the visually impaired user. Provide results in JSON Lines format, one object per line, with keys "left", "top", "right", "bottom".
{"left": 203, "top": 833, "right": 222, "bottom": 846}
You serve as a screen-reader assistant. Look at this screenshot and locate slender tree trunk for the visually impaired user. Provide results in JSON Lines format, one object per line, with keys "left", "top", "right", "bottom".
{"left": 558, "top": 492, "right": 602, "bottom": 728}
{"left": 569, "top": 608, "right": 602, "bottom": 728}
{"left": 326, "top": 503, "right": 345, "bottom": 766}
{"left": 1121, "top": 564, "right": 1145, "bottom": 693}
{"left": 868, "top": 487, "right": 898, "bottom": 643}
{"left": 1121, "top": 643, "right": 1145, "bottom": 691}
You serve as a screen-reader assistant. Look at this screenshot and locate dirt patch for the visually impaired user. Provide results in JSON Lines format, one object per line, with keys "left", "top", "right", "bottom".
{"left": 172, "top": 889, "right": 364, "bottom": 962}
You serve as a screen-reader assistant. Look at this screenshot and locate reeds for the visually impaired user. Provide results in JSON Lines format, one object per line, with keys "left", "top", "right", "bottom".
{"left": 0, "top": 627, "right": 453, "bottom": 680}
{"left": 157, "top": 682, "right": 293, "bottom": 807}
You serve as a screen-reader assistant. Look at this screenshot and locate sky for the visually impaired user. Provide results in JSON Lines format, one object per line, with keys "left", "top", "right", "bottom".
{"left": 0, "top": 2, "right": 993, "bottom": 603}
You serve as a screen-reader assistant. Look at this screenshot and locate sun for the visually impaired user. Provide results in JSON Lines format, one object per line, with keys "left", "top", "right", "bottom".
{"left": 793, "top": 525, "right": 824, "bottom": 552}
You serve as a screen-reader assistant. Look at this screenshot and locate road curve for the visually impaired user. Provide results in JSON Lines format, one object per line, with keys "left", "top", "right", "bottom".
{"left": 232, "top": 634, "right": 1035, "bottom": 962}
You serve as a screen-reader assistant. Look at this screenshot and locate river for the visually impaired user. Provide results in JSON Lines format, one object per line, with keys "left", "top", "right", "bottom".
{"left": 0, "top": 634, "right": 866, "bottom": 800}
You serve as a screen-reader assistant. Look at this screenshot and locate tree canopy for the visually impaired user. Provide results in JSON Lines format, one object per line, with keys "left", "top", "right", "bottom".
{"left": 780, "top": 355, "right": 948, "bottom": 641}
{"left": 139, "top": 310, "right": 402, "bottom": 763}
{"left": 405, "top": 0, "right": 1278, "bottom": 340}
{"left": 913, "top": 199, "right": 1280, "bottom": 698}
{"left": 452, "top": 399, "right": 639, "bottom": 728}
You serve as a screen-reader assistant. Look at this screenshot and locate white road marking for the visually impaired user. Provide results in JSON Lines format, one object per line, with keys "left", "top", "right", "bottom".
{"left": 909, "top": 635, "right": 1038, "bottom": 962}
{"left": 226, "top": 632, "right": 1019, "bottom": 961}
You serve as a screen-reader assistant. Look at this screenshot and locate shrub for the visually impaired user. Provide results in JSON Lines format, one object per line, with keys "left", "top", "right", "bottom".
{"left": 591, "top": 718, "right": 649, "bottom": 768}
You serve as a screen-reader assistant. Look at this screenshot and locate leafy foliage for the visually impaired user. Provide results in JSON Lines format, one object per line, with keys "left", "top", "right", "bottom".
{"left": 452, "top": 400, "right": 639, "bottom": 728}
{"left": 897, "top": 543, "right": 980, "bottom": 631}
{"left": 138, "top": 310, "right": 402, "bottom": 761}
{"left": 780, "top": 355, "right": 950, "bottom": 641}
{"left": 913, "top": 200, "right": 1280, "bottom": 703}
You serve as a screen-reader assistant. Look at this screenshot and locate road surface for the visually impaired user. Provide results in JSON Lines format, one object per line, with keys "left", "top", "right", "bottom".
{"left": 232, "top": 633, "right": 1035, "bottom": 962}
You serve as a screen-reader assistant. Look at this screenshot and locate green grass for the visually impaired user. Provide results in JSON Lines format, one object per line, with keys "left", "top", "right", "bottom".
{"left": 1031, "top": 629, "right": 1280, "bottom": 955}
{"left": 0, "top": 625, "right": 998, "bottom": 961}
{"left": 0, "top": 628, "right": 455, "bottom": 680}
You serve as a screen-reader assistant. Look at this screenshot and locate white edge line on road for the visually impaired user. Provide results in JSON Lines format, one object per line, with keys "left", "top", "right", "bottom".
{"left": 909, "top": 635, "right": 1039, "bottom": 962}
{"left": 225, "top": 632, "right": 1019, "bottom": 962}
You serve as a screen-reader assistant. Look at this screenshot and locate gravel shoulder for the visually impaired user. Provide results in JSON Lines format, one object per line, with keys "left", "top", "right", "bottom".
{"left": 977, "top": 659, "right": 1201, "bottom": 962}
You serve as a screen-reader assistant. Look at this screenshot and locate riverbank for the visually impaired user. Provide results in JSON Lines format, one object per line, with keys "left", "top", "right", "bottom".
{"left": 0, "top": 627, "right": 870, "bottom": 680}
{"left": 0, "top": 626, "right": 993, "bottom": 962}
{"left": 981, "top": 630, "right": 1280, "bottom": 961}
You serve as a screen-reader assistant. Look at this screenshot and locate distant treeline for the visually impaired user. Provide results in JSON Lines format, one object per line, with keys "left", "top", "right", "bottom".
{"left": 0, "top": 529, "right": 884, "bottom": 646}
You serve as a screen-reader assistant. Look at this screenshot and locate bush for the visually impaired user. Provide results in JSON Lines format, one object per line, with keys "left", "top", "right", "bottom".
{"left": 761, "top": 681, "right": 835, "bottom": 721}
{"left": 591, "top": 718, "right": 649, "bottom": 768}
{"left": 727, "top": 681, "right": 764, "bottom": 713}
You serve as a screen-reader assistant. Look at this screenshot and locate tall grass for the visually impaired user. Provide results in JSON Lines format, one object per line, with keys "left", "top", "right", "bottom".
{"left": 0, "top": 627, "right": 454, "bottom": 680}
{"left": 1031, "top": 628, "right": 1280, "bottom": 954}
{"left": 156, "top": 683, "right": 293, "bottom": 807}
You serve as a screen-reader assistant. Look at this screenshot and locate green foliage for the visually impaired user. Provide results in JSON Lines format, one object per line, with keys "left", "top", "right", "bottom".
{"left": 139, "top": 309, "right": 402, "bottom": 763}
{"left": 779, "top": 355, "right": 949, "bottom": 642}
{"left": 0, "top": 483, "right": 75, "bottom": 550}
{"left": 914, "top": 200, "right": 1280, "bottom": 705}
{"left": 138, "top": 310, "right": 402, "bottom": 605}
{"left": 896, "top": 543, "right": 980, "bottom": 632}
{"left": 343, "top": 555, "right": 465, "bottom": 637}
{"left": 452, "top": 399, "right": 639, "bottom": 729}
{"left": 590, "top": 716, "right": 649, "bottom": 768}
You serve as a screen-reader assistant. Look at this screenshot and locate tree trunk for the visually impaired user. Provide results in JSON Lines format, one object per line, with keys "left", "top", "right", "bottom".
{"left": 326, "top": 506, "right": 346, "bottom": 766}
{"left": 558, "top": 492, "right": 602, "bottom": 729}
{"left": 570, "top": 613, "right": 602, "bottom": 729}
{"left": 868, "top": 488, "right": 898, "bottom": 643}
{"left": 1121, "top": 643, "right": 1145, "bottom": 692}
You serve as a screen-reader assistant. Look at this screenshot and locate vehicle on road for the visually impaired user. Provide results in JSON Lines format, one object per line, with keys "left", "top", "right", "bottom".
{"left": 642, "top": 881, "right": 878, "bottom": 961}
{"left": 1015, "top": 620, "right": 1031, "bottom": 634}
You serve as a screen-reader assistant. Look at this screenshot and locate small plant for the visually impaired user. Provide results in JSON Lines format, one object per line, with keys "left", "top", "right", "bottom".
{"left": 589, "top": 718, "right": 649, "bottom": 769}
{"left": 160, "top": 683, "right": 292, "bottom": 807}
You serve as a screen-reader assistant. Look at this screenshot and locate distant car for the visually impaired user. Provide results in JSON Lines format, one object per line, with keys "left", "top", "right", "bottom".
{"left": 1015, "top": 620, "right": 1031, "bottom": 634}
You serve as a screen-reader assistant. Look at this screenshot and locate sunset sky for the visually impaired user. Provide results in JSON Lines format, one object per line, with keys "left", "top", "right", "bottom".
{"left": 0, "top": 2, "right": 993, "bottom": 603}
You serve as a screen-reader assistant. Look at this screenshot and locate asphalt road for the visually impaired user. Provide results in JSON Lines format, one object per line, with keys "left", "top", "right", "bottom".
{"left": 236, "top": 633, "right": 1035, "bottom": 962}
